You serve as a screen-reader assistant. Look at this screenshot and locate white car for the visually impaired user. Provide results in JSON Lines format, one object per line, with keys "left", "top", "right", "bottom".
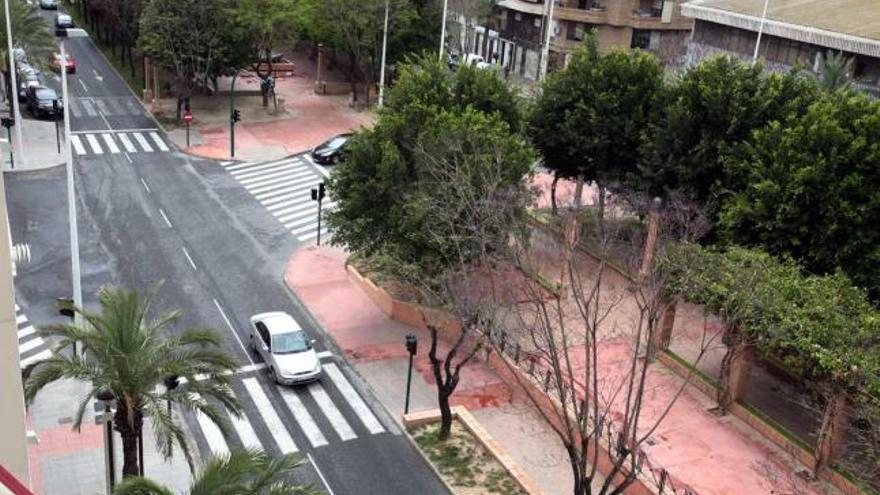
{"left": 249, "top": 311, "right": 322, "bottom": 385}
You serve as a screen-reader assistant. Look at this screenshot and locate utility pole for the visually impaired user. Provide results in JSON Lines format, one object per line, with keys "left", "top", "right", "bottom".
{"left": 539, "top": 0, "right": 557, "bottom": 80}
{"left": 61, "top": 42, "right": 82, "bottom": 349}
{"left": 4, "top": 0, "right": 23, "bottom": 165}
{"left": 439, "top": 0, "right": 449, "bottom": 60}
{"left": 377, "top": 0, "right": 390, "bottom": 108}
{"left": 229, "top": 71, "right": 240, "bottom": 158}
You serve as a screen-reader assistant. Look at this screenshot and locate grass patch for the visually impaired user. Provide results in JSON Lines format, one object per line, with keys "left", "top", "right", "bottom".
{"left": 413, "top": 422, "right": 525, "bottom": 495}
{"left": 64, "top": 6, "right": 144, "bottom": 96}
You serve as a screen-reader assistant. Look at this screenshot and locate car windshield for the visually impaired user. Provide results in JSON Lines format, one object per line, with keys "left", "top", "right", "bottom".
{"left": 58, "top": 15, "right": 70, "bottom": 22}
{"left": 323, "top": 136, "right": 347, "bottom": 149}
{"left": 271, "top": 331, "right": 310, "bottom": 354}
{"left": 36, "top": 89, "right": 57, "bottom": 100}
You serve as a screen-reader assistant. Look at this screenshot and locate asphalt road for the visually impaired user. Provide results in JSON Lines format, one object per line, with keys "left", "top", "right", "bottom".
{"left": 8, "top": 9, "right": 447, "bottom": 495}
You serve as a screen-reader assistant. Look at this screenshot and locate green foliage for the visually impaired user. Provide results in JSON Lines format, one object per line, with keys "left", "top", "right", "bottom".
{"left": 114, "top": 449, "right": 319, "bottom": 495}
{"left": 638, "top": 55, "right": 819, "bottom": 218}
{"left": 718, "top": 90, "right": 880, "bottom": 300}
{"left": 23, "top": 284, "right": 240, "bottom": 474}
{"left": 529, "top": 35, "right": 664, "bottom": 188}
{"left": 1, "top": 0, "right": 55, "bottom": 70}
{"left": 809, "top": 51, "right": 854, "bottom": 92}
{"left": 656, "top": 244, "right": 880, "bottom": 403}
{"left": 327, "top": 55, "right": 530, "bottom": 282}
{"left": 226, "top": 0, "right": 301, "bottom": 76}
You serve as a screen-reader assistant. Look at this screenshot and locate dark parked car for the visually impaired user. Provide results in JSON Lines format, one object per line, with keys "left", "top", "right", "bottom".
{"left": 26, "top": 86, "right": 62, "bottom": 119}
{"left": 311, "top": 133, "right": 352, "bottom": 165}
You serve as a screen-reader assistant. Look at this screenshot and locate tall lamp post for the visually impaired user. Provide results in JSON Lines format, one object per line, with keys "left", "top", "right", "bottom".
{"left": 229, "top": 71, "right": 241, "bottom": 158}
{"left": 377, "top": 0, "right": 390, "bottom": 108}
{"left": 60, "top": 42, "right": 82, "bottom": 350}
{"left": 538, "top": 0, "right": 557, "bottom": 80}
{"left": 94, "top": 388, "right": 116, "bottom": 495}
{"left": 752, "top": 0, "right": 771, "bottom": 63}
{"left": 4, "top": 0, "right": 23, "bottom": 165}
{"left": 404, "top": 334, "right": 418, "bottom": 414}
{"left": 438, "top": 0, "right": 449, "bottom": 60}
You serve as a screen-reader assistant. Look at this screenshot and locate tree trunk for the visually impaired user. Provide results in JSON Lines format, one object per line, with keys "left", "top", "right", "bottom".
{"left": 113, "top": 404, "right": 141, "bottom": 477}
{"left": 550, "top": 173, "right": 559, "bottom": 216}
{"left": 438, "top": 388, "right": 453, "bottom": 440}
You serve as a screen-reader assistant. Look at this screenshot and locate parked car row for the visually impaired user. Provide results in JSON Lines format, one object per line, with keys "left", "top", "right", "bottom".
{"left": 12, "top": 44, "right": 70, "bottom": 120}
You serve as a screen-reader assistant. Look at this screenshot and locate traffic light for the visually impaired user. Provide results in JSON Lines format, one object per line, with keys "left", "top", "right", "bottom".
{"left": 231, "top": 109, "right": 241, "bottom": 123}
{"left": 311, "top": 182, "right": 325, "bottom": 202}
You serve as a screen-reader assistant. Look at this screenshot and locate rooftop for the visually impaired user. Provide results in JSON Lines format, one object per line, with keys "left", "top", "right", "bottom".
{"left": 683, "top": 0, "right": 880, "bottom": 57}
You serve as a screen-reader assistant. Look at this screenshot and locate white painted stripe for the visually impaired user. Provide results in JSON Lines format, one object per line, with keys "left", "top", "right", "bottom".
{"left": 133, "top": 132, "right": 154, "bottom": 152}
{"left": 307, "top": 453, "right": 336, "bottom": 495}
{"left": 279, "top": 203, "right": 336, "bottom": 225}
{"left": 85, "top": 134, "right": 104, "bottom": 154}
{"left": 212, "top": 299, "right": 253, "bottom": 365}
{"left": 242, "top": 378, "right": 298, "bottom": 453}
{"left": 226, "top": 158, "right": 292, "bottom": 172}
{"left": 14, "top": 303, "right": 20, "bottom": 311}
{"left": 101, "top": 133, "right": 120, "bottom": 154}
{"left": 16, "top": 314, "right": 27, "bottom": 325}
{"left": 240, "top": 171, "right": 315, "bottom": 191}
{"left": 304, "top": 155, "right": 332, "bottom": 178}
{"left": 228, "top": 391, "right": 262, "bottom": 450}
{"left": 182, "top": 247, "right": 197, "bottom": 270}
{"left": 70, "top": 135, "right": 87, "bottom": 155}
{"left": 307, "top": 383, "right": 357, "bottom": 441}
{"left": 18, "top": 325, "right": 36, "bottom": 339}
{"left": 19, "top": 349, "right": 51, "bottom": 368}
{"left": 238, "top": 167, "right": 313, "bottom": 187}
{"left": 277, "top": 386, "right": 328, "bottom": 448}
{"left": 292, "top": 219, "right": 330, "bottom": 235}
{"left": 159, "top": 208, "right": 172, "bottom": 228}
{"left": 282, "top": 213, "right": 321, "bottom": 231}
{"left": 192, "top": 395, "right": 230, "bottom": 456}
{"left": 70, "top": 101, "right": 82, "bottom": 118}
{"left": 117, "top": 133, "right": 137, "bottom": 153}
{"left": 254, "top": 187, "right": 312, "bottom": 203}
{"left": 267, "top": 198, "right": 313, "bottom": 215}
{"left": 19, "top": 337, "right": 44, "bottom": 354}
{"left": 247, "top": 175, "right": 320, "bottom": 195}
{"left": 94, "top": 99, "right": 111, "bottom": 115}
{"left": 149, "top": 132, "right": 170, "bottom": 152}
{"left": 324, "top": 363, "right": 384, "bottom": 434}
{"left": 79, "top": 99, "right": 97, "bottom": 116}
{"left": 140, "top": 178, "right": 151, "bottom": 194}
{"left": 298, "top": 228, "right": 329, "bottom": 241}
{"left": 231, "top": 161, "right": 303, "bottom": 179}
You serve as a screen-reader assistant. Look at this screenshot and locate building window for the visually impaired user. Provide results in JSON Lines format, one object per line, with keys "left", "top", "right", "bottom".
{"left": 631, "top": 29, "right": 651, "bottom": 50}
{"left": 567, "top": 22, "right": 589, "bottom": 41}
{"left": 534, "top": 17, "right": 542, "bottom": 28}
{"left": 515, "top": 12, "right": 522, "bottom": 21}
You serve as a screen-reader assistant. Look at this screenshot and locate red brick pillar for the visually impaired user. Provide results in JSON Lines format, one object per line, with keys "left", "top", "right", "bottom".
{"left": 813, "top": 390, "right": 849, "bottom": 473}
{"left": 647, "top": 298, "right": 676, "bottom": 362}
{"left": 717, "top": 327, "right": 752, "bottom": 414}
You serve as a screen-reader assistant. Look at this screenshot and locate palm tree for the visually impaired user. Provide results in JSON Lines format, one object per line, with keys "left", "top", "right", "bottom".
{"left": 809, "top": 51, "right": 854, "bottom": 92}
{"left": 113, "top": 449, "right": 321, "bottom": 495}
{"left": 1, "top": 0, "right": 56, "bottom": 67}
{"left": 24, "top": 283, "right": 242, "bottom": 477}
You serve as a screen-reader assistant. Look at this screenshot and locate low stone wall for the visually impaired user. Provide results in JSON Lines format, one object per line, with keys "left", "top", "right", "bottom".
{"left": 404, "top": 406, "right": 545, "bottom": 495}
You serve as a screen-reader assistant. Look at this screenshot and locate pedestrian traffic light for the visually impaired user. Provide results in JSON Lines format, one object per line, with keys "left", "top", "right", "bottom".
{"left": 311, "top": 182, "right": 325, "bottom": 201}
{"left": 231, "top": 109, "right": 241, "bottom": 123}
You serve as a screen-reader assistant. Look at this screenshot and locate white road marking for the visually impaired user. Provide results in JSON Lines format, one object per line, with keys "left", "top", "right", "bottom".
{"left": 20, "top": 350, "right": 51, "bottom": 368}
{"left": 324, "top": 363, "right": 385, "bottom": 434}
{"left": 18, "top": 325, "right": 36, "bottom": 339}
{"left": 149, "top": 132, "right": 170, "bottom": 152}
{"left": 229, "top": 159, "right": 302, "bottom": 178}
{"left": 101, "top": 133, "right": 120, "bottom": 154}
{"left": 70, "top": 100, "right": 82, "bottom": 118}
{"left": 181, "top": 247, "right": 197, "bottom": 270}
{"left": 298, "top": 228, "right": 328, "bottom": 242}
{"left": 78, "top": 79, "right": 88, "bottom": 93}
{"left": 85, "top": 134, "right": 103, "bottom": 154}
{"left": 307, "top": 383, "right": 357, "bottom": 441}
{"left": 307, "top": 453, "right": 336, "bottom": 495}
{"left": 277, "top": 386, "right": 328, "bottom": 448}
{"left": 70, "top": 135, "right": 86, "bottom": 155}
{"left": 266, "top": 196, "right": 312, "bottom": 213}
{"left": 158, "top": 208, "right": 172, "bottom": 228}
{"left": 192, "top": 394, "right": 230, "bottom": 457}
{"left": 237, "top": 167, "right": 312, "bottom": 186}
{"left": 117, "top": 133, "right": 136, "bottom": 153}
{"left": 248, "top": 175, "right": 318, "bottom": 195}
{"left": 242, "top": 378, "right": 298, "bottom": 453}
{"left": 227, "top": 391, "right": 262, "bottom": 450}
{"left": 212, "top": 299, "right": 253, "bottom": 365}
{"left": 16, "top": 314, "right": 27, "bottom": 325}
{"left": 124, "top": 152, "right": 132, "bottom": 164}
{"left": 19, "top": 337, "right": 44, "bottom": 354}
{"left": 140, "top": 177, "right": 151, "bottom": 194}
{"left": 133, "top": 132, "right": 154, "bottom": 152}
{"left": 94, "top": 100, "right": 111, "bottom": 115}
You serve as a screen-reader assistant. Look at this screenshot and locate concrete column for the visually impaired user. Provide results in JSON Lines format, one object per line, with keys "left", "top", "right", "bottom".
{"left": 0, "top": 164, "right": 31, "bottom": 487}
{"left": 814, "top": 390, "right": 849, "bottom": 473}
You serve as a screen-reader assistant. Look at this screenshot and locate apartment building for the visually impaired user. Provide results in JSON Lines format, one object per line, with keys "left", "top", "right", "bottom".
{"left": 682, "top": 0, "right": 880, "bottom": 94}
{"left": 450, "top": 0, "right": 693, "bottom": 80}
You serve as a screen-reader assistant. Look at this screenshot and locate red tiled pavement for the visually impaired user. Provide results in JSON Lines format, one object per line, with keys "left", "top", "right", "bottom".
{"left": 26, "top": 421, "right": 104, "bottom": 495}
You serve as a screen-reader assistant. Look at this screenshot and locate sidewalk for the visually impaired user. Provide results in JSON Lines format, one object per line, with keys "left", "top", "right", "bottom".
{"left": 0, "top": 105, "right": 66, "bottom": 172}
{"left": 285, "top": 245, "right": 575, "bottom": 495}
{"left": 26, "top": 378, "right": 193, "bottom": 495}
{"left": 165, "top": 51, "right": 376, "bottom": 161}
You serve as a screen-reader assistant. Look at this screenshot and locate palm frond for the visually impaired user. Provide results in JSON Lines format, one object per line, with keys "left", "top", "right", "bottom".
{"left": 113, "top": 476, "right": 176, "bottom": 495}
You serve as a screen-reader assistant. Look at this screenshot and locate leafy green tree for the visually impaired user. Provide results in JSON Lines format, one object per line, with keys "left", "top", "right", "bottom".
{"left": 1, "top": 0, "right": 54, "bottom": 72}
{"left": 637, "top": 55, "right": 819, "bottom": 223}
{"left": 113, "top": 449, "right": 319, "bottom": 495}
{"left": 529, "top": 35, "right": 664, "bottom": 218}
{"left": 808, "top": 50, "right": 854, "bottom": 92}
{"left": 327, "top": 54, "right": 524, "bottom": 267}
{"left": 718, "top": 90, "right": 880, "bottom": 300}
{"left": 24, "top": 284, "right": 240, "bottom": 477}
{"left": 138, "top": 0, "right": 227, "bottom": 100}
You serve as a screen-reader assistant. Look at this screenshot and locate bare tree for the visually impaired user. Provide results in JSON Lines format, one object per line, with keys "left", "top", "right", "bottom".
{"left": 491, "top": 195, "right": 718, "bottom": 495}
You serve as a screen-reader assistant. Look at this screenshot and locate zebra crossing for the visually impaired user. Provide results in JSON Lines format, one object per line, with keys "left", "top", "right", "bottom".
{"left": 221, "top": 156, "right": 332, "bottom": 242}
{"left": 70, "top": 130, "right": 171, "bottom": 157}
{"left": 14, "top": 304, "right": 52, "bottom": 369}
{"left": 189, "top": 362, "right": 386, "bottom": 457}
{"left": 69, "top": 97, "right": 144, "bottom": 119}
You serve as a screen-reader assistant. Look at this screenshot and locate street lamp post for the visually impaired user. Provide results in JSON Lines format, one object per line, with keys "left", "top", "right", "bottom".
{"left": 438, "top": 0, "right": 449, "bottom": 61}
{"left": 752, "top": 0, "right": 771, "bottom": 63}
{"left": 1, "top": 116, "right": 13, "bottom": 168}
{"left": 94, "top": 388, "right": 116, "bottom": 495}
{"left": 60, "top": 42, "right": 83, "bottom": 349}
{"left": 4, "top": 0, "right": 23, "bottom": 165}
{"left": 377, "top": 0, "right": 390, "bottom": 108}
{"left": 404, "top": 334, "right": 418, "bottom": 414}
{"left": 229, "top": 71, "right": 240, "bottom": 158}
{"left": 539, "top": 0, "right": 557, "bottom": 80}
